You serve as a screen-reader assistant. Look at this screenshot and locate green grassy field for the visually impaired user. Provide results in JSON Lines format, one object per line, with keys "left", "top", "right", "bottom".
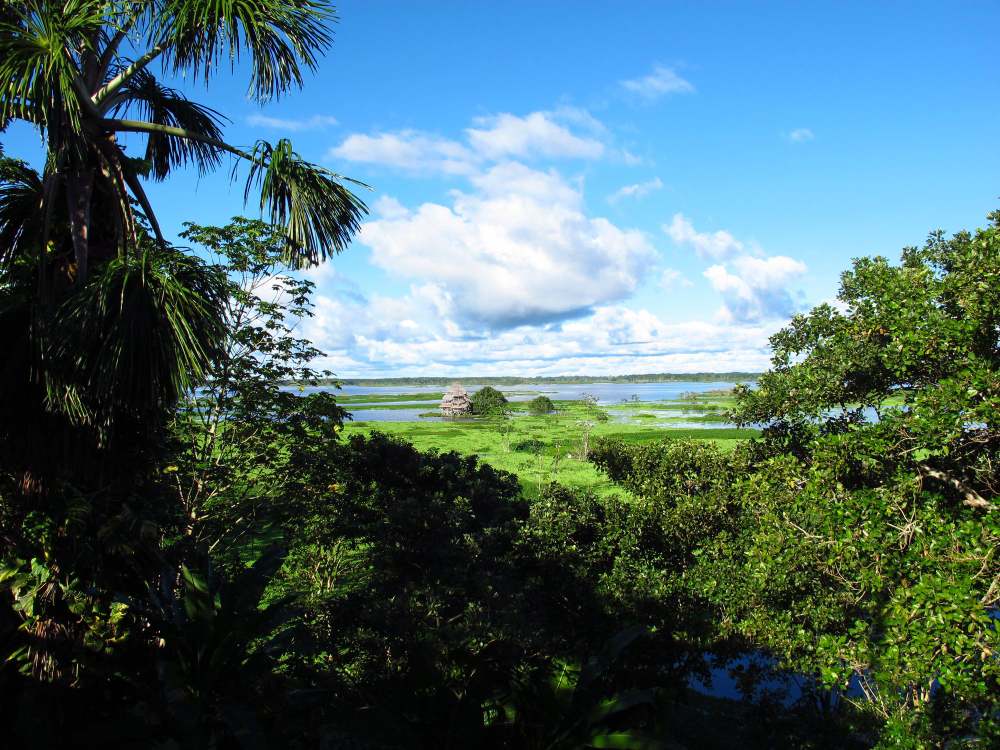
{"left": 340, "top": 393, "right": 758, "bottom": 499}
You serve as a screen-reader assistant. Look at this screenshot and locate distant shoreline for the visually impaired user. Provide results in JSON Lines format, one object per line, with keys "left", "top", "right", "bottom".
{"left": 292, "top": 372, "right": 762, "bottom": 387}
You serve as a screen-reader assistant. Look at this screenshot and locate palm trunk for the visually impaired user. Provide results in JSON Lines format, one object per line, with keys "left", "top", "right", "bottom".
{"left": 65, "top": 166, "right": 95, "bottom": 283}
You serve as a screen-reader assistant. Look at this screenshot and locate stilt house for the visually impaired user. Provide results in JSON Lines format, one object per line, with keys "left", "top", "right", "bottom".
{"left": 440, "top": 382, "right": 472, "bottom": 415}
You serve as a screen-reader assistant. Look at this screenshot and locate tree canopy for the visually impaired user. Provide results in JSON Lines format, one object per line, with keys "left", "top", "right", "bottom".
{"left": 471, "top": 385, "right": 509, "bottom": 415}
{"left": 592, "top": 210, "right": 1000, "bottom": 746}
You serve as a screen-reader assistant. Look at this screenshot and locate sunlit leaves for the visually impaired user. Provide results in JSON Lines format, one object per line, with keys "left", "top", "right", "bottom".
{"left": 244, "top": 138, "right": 368, "bottom": 267}
{"left": 110, "top": 68, "right": 228, "bottom": 179}
{"left": 153, "top": 0, "right": 336, "bottom": 102}
{"left": 0, "top": 0, "right": 105, "bottom": 137}
{"left": 1, "top": 0, "right": 364, "bottom": 280}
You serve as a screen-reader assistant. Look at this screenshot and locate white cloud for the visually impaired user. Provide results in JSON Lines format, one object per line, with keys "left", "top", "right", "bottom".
{"left": 246, "top": 113, "right": 338, "bottom": 131}
{"left": 660, "top": 268, "right": 694, "bottom": 290}
{"left": 620, "top": 149, "right": 644, "bottom": 166}
{"left": 785, "top": 128, "right": 815, "bottom": 142}
{"left": 466, "top": 110, "right": 605, "bottom": 160}
{"left": 621, "top": 64, "right": 695, "bottom": 102}
{"left": 664, "top": 213, "right": 744, "bottom": 261}
{"left": 608, "top": 177, "right": 664, "bottom": 204}
{"left": 328, "top": 108, "right": 610, "bottom": 175}
{"left": 303, "top": 294, "right": 780, "bottom": 377}
{"left": 356, "top": 162, "right": 658, "bottom": 329}
{"left": 328, "top": 130, "right": 479, "bottom": 175}
{"left": 704, "top": 255, "right": 807, "bottom": 323}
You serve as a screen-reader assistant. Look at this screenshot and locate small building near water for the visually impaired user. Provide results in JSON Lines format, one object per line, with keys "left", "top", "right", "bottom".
{"left": 440, "top": 382, "right": 472, "bottom": 416}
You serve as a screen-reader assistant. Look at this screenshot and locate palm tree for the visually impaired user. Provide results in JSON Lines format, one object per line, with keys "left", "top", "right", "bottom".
{"left": 0, "top": 0, "right": 368, "bottom": 289}
{"left": 0, "top": 2, "right": 369, "bottom": 685}
{"left": 0, "top": 1, "right": 369, "bottom": 481}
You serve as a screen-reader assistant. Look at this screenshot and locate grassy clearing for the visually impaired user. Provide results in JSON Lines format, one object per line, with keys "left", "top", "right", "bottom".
{"left": 340, "top": 403, "right": 759, "bottom": 500}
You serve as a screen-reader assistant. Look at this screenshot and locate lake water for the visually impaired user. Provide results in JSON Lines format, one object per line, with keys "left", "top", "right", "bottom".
{"left": 281, "top": 381, "right": 751, "bottom": 426}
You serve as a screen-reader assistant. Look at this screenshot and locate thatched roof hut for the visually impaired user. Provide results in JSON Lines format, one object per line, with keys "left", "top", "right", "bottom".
{"left": 440, "top": 382, "right": 472, "bottom": 416}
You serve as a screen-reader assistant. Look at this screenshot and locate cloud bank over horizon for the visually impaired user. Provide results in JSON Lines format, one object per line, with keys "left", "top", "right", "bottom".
{"left": 307, "top": 93, "right": 811, "bottom": 377}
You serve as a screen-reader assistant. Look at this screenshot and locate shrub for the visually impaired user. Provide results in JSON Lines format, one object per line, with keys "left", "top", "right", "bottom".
{"left": 528, "top": 395, "right": 555, "bottom": 414}
{"left": 470, "top": 385, "right": 508, "bottom": 415}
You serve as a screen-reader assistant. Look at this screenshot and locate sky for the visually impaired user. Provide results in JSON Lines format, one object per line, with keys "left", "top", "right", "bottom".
{"left": 4, "top": 1, "right": 999, "bottom": 377}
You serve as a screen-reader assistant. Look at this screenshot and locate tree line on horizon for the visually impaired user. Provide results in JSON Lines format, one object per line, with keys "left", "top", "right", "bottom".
{"left": 300, "top": 372, "right": 764, "bottom": 387}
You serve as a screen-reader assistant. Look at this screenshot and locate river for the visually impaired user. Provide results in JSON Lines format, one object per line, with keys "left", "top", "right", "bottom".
{"left": 282, "top": 381, "right": 750, "bottom": 426}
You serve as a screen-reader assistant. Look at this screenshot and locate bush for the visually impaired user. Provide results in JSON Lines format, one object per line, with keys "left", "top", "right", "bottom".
{"left": 527, "top": 395, "right": 555, "bottom": 414}
{"left": 471, "top": 385, "right": 508, "bottom": 415}
{"left": 513, "top": 438, "right": 545, "bottom": 453}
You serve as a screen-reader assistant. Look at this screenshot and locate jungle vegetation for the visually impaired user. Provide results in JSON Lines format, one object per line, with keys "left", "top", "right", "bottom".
{"left": 1, "top": 3, "right": 998, "bottom": 748}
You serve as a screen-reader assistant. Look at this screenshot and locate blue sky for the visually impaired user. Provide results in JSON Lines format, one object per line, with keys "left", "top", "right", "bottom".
{"left": 5, "top": 1, "right": 998, "bottom": 376}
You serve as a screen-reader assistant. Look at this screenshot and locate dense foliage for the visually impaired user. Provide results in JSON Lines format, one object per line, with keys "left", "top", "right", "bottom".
{"left": 592, "top": 210, "right": 1000, "bottom": 747}
{"left": 3, "top": 3, "right": 999, "bottom": 745}
{"left": 471, "top": 385, "right": 510, "bottom": 415}
{"left": 529, "top": 395, "right": 556, "bottom": 413}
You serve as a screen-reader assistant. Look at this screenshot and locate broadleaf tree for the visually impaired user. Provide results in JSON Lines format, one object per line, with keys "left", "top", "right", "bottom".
{"left": 592, "top": 210, "right": 1000, "bottom": 746}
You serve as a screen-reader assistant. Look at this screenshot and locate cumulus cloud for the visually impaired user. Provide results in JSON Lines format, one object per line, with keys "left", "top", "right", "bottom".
{"left": 704, "top": 255, "right": 807, "bottom": 323}
{"left": 466, "top": 111, "right": 605, "bottom": 160}
{"left": 660, "top": 268, "right": 694, "bottom": 290}
{"left": 246, "top": 113, "right": 339, "bottom": 131}
{"left": 662, "top": 214, "right": 808, "bottom": 323}
{"left": 784, "top": 128, "right": 815, "bottom": 142}
{"left": 664, "top": 213, "right": 744, "bottom": 261}
{"left": 356, "top": 162, "right": 658, "bottom": 329}
{"left": 620, "top": 64, "right": 695, "bottom": 102}
{"left": 607, "top": 177, "right": 664, "bottom": 204}
{"left": 303, "top": 294, "right": 780, "bottom": 378}
{"left": 328, "top": 107, "right": 611, "bottom": 175}
{"left": 328, "top": 130, "right": 479, "bottom": 175}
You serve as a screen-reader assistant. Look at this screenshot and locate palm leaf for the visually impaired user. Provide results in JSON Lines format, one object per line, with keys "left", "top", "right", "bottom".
{"left": 0, "top": 0, "right": 105, "bottom": 139}
{"left": 47, "top": 242, "right": 227, "bottom": 427}
{"left": 0, "top": 153, "right": 43, "bottom": 273}
{"left": 110, "top": 67, "right": 228, "bottom": 179}
{"left": 585, "top": 689, "right": 662, "bottom": 727}
{"left": 154, "top": 0, "right": 337, "bottom": 101}
{"left": 244, "top": 138, "right": 369, "bottom": 268}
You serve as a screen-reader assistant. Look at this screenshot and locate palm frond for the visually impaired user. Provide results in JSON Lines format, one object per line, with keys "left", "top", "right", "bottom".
{"left": 110, "top": 68, "right": 229, "bottom": 180}
{"left": 0, "top": 154, "right": 43, "bottom": 275}
{"left": 0, "top": 0, "right": 105, "bottom": 138}
{"left": 244, "top": 138, "right": 369, "bottom": 268}
{"left": 49, "top": 242, "right": 228, "bottom": 428}
{"left": 154, "top": 0, "right": 337, "bottom": 102}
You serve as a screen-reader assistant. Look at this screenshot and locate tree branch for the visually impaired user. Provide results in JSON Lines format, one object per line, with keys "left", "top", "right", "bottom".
{"left": 93, "top": 45, "right": 167, "bottom": 110}
{"left": 917, "top": 462, "right": 995, "bottom": 511}
{"left": 101, "top": 118, "right": 253, "bottom": 162}
{"left": 69, "top": 64, "right": 103, "bottom": 121}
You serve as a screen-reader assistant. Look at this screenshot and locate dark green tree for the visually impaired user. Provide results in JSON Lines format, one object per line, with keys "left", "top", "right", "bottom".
{"left": 593, "top": 211, "right": 1000, "bottom": 746}
{"left": 471, "top": 385, "right": 509, "bottom": 415}
{"left": 528, "top": 395, "right": 555, "bottom": 414}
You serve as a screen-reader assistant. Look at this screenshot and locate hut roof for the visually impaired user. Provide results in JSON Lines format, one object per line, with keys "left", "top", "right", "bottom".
{"left": 443, "top": 382, "right": 467, "bottom": 398}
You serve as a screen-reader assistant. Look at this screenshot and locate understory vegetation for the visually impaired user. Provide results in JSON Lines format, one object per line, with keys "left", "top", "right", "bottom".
{"left": 1, "top": 3, "right": 998, "bottom": 749}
